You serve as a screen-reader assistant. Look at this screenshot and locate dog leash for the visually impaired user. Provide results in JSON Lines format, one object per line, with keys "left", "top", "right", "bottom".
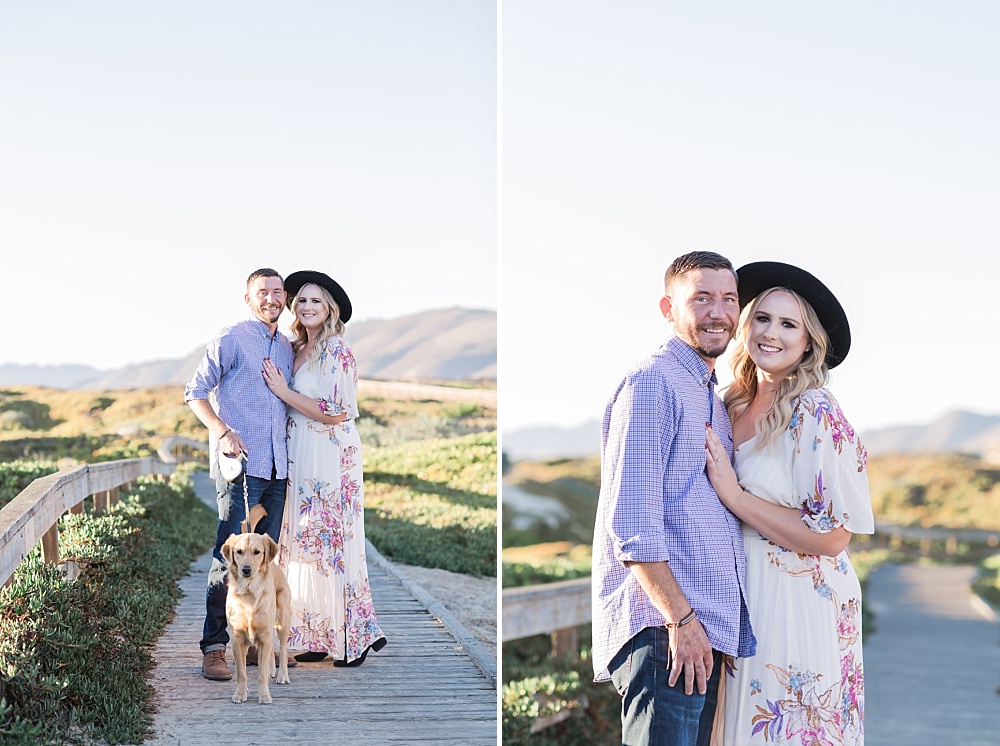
{"left": 239, "top": 448, "right": 251, "bottom": 530}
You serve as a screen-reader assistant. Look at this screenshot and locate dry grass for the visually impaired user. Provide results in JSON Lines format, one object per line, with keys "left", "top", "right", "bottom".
{"left": 867, "top": 453, "right": 1000, "bottom": 530}
{"left": 0, "top": 386, "right": 203, "bottom": 440}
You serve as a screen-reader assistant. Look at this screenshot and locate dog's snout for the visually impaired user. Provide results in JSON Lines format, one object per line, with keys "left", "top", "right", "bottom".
{"left": 241, "top": 565, "right": 252, "bottom": 577}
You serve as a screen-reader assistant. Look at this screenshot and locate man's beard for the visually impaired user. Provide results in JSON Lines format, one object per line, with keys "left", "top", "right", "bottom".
{"left": 677, "top": 320, "right": 733, "bottom": 359}
{"left": 255, "top": 304, "right": 282, "bottom": 323}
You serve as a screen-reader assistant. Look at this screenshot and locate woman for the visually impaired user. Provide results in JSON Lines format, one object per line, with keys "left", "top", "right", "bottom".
{"left": 705, "top": 261, "right": 873, "bottom": 745}
{"left": 262, "top": 270, "right": 387, "bottom": 666}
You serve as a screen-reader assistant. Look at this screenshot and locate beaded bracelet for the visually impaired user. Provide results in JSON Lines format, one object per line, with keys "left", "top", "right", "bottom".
{"left": 665, "top": 609, "right": 697, "bottom": 629}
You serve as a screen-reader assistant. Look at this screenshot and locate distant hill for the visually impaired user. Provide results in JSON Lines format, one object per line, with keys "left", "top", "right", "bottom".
{"left": 861, "top": 410, "right": 1000, "bottom": 457}
{"left": 503, "top": 421, "right": 601, "bottom": 462}
{"left": 504, "top": 409, "right": 1000, "bottom": 462}
{"left": 0, "top": 307, "right": 496, "bottom": 390}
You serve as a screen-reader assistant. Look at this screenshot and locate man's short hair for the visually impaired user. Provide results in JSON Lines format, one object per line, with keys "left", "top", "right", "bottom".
{"left": 246, "top": 268, "right": 283, "bottom": 289}
{"left": 664, "top": 252, "right": 735, "bottom": 294}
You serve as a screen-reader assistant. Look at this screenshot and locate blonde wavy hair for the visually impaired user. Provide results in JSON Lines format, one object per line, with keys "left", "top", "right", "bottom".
{"left": 724, "top": 287, "right": 830, "bottom": 449}
{"left": 288, "top": 283, "right": 346, "bottom": 363}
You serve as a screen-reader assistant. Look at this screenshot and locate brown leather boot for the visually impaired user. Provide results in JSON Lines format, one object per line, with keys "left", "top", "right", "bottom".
{"left": 201, "top": 649, "right": 232, "bottom": 680}
{"left": 246, "top": 645, "right": 298, "bottom": 668}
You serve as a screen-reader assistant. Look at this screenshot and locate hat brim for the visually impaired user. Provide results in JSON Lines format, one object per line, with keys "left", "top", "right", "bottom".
{"left": 736, "top": 261, "right": 850, "bottom": 368}
{"left": 283, "top": 270, "right": 352, "bottom": 323}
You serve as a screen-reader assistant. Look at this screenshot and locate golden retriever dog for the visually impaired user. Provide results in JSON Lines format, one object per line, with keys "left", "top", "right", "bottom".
{"left": 221, "top": 531, "right": 291, "bottom": 704}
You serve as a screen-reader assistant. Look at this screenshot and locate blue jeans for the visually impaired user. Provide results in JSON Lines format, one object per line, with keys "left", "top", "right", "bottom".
{"left": 608, "top": 626, "right": 723, "bottom": 746}
{"left": 200, "top": 472, "right": 287, "bottom": 653}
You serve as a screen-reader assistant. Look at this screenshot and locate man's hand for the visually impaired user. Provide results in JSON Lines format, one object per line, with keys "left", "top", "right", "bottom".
{"left": 187, "top": 399, "right": 247, "bottom": 457}
{"left": 218, "top": 429, "right": 247, "bottom": 457}
{"left": 626, "top": 560, "right": 715, "bottom": 696}
{"left": 667, "top": 618, "right": 715, "bottom": 695}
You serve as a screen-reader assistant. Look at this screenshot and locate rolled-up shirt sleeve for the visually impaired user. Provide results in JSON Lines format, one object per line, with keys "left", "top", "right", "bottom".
{"left": 606, "top": 367, "right": 675, "bottom": 566}
{"left": 184, "top": 336, "right": 226, "bottom": 402}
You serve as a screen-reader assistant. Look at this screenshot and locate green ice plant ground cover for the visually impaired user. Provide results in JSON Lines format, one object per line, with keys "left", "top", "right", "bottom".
{"left": 364, "top": 430, "right": 498, "bottom": 578}
{"left": 0, "top": 463, "right": 215, "bottom": 744}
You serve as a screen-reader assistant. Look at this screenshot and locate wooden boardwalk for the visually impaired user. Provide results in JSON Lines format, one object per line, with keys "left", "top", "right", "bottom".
{"left": 864, "top": 563, "right": 1000, "bottom": 745}
{"left": 147, "top": 473, "right": 497, "bottom": 745}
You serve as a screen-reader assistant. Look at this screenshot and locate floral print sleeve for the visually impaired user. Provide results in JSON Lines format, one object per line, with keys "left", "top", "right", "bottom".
{"left": 317, "top": 336, "right": 360, "bottom": 420}
{"left": 789, "top": 388, "right": 874, "bottom": 536}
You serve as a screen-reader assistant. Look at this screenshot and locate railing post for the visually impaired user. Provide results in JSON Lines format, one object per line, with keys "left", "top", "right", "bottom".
{"left": 40, "top": 524, "right": 60, "bottom": 565}
{"left": 94, "top": 490, "right": 109, "bottom": 514}
{"left": 551, "top": 627, "right": 579, "bottom": 659}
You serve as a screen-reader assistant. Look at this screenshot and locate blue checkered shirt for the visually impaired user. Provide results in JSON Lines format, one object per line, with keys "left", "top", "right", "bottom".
{"left": 592, "top": 336, "right": 756, "bottom": 681}
{"left": 184, "top": 317, "right": 295, "bottom": 481}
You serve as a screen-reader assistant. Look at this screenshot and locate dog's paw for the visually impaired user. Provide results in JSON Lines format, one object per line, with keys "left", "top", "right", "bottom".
{"left": 276, "top": 672, "right": 290, "bottom": 685}
{"left": 258, "top": 689, "right": 273, "bottom": 704}
{"left": 232, "top": 688, "right": 248, "bottom": 704}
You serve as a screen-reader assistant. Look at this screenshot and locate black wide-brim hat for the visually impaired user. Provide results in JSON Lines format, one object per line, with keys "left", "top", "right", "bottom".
{"left": 736, "top": 261, "right": 851, "bottom": 368}
{"left": 283, "top": 270, "right": 352, "bottom": 323}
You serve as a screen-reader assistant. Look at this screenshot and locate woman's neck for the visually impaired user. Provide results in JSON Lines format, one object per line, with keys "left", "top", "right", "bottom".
{"left": 757, "top": 380, "right": 779, "bottom": 400}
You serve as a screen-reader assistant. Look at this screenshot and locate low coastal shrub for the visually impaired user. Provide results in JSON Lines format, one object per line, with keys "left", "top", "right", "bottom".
{"left": 0, "top": 473, "right": 214, "bottom": 744}
{"left": 364, "top": 431, "right": 497, "bottom": 577}
{"left": 502, "top": 628, "right": 620, "bottom": 746}
{"left": 0, "top": 460, "right": 59, "bottom": 510}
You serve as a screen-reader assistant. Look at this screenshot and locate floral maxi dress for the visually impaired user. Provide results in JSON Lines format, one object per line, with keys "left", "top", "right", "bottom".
{"left": 277, "top": 335, "right": 385, "bottom": 662}
{"left": 723, "top": 387, "right": 874, "bottom": 746}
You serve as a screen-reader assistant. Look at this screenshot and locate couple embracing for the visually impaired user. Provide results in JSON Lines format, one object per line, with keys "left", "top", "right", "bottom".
{"left": 186, "top": 268, "right": 387, "bottom": 682}
{"left": 593, "top": 252, "right": 873, "bottom": 745}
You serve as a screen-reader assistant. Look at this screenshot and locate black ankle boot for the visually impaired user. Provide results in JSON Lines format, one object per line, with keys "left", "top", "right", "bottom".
{"left": 294, "top": 651, "right": 328, "bottom": 663}
{"left": 333, "top": 637, "right": 387, "bottom": 668}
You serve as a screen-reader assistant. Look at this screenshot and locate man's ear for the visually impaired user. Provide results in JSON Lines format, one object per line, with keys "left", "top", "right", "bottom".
{"left": 244, "top": 292, "right": 252, "bottom": 308}
{"left": 659, "top": 295, "right": 673, "bottom": 320}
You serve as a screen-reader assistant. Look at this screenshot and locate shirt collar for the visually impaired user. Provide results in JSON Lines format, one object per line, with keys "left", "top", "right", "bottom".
{"left": 247, "top": 316, "right": 280, "bottom": 340}
{"left": 665, "top": 336, "right": 718, "bottom": 388}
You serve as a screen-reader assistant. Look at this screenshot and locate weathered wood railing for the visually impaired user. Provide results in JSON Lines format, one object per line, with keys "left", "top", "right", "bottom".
{"left": 502, "top": 576, "right": 591, "bottom": 657}
{"left": 157, "top": 436, "right": 211, "bottom": 464}
{"left": 872, "top": 522, "right": 1000, "bottom": 555}
{"left": 0, "top": 457, "right": 176, "bottom": 587}
{"left": 500, "top": 521, "right": 1000, "bottom": 660}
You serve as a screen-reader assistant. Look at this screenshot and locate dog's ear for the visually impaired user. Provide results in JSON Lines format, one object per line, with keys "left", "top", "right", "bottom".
{"left": 263, "top": 535, "right": 279, "bottom": 565}
{"left": 221, "top": 534, "right": 238, "bottom": 564}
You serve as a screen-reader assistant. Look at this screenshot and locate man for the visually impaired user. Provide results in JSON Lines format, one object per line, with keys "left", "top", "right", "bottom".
{"left": 592, "top": 251, "right": 756, "bottom": 746}
{"left": 185, "top": 268, "right": 296, "bottom": 681}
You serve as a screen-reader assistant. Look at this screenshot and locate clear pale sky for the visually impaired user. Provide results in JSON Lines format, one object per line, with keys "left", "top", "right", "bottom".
{"left": 1, "top": 1, "right": 496, "bottom": 370}
{"left": 502, "top": 1, "right": 1000, "bottom": 434}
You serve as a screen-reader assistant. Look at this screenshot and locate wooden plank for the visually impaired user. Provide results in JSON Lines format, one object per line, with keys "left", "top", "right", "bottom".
{"left": 40, "top": 524, "right": 59, "bottom": 565}
{"left": 501, "top": 576, "right": 590, "bottom": 641}
{"left": 0, "top": 466, "right": 88, "bottom": 585}
{"left": 148, "top": 546, "right": 497, "bottom": 744}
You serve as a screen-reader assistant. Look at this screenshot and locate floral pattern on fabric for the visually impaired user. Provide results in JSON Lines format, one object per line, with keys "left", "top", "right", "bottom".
{"left": 722, "top": 388, "right": 873, "bottom": 745}
{"left": 277, "top": 335, "right": 385, "bottom": 660}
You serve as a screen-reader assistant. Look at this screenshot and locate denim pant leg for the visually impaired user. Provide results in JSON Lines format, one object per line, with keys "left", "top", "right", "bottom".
{"left": 200, "top": 474, "right": 287, "bottom": 653}
{"left": 608, "top": 627, "right": 723, "bottom": 746}
{"left": 254, "top": 476, "right": 287, "bottom": 544}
